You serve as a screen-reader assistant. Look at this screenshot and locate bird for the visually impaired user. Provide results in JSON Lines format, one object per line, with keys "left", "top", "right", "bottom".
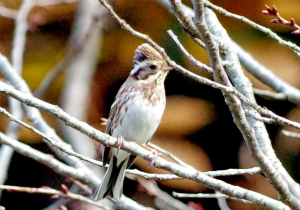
{"left": 93, "top": 43, "right": 173, "bottom": 200}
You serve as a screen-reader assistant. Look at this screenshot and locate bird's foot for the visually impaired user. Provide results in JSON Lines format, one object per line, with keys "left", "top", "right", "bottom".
{"left": 116, "top": 135, "right": 125, "bottom": 153}
{"left": 100, "top": 118, "right": 108, "bottom": 126}
{"left": 143, "top": 145, "right": 162, "bottom": 167}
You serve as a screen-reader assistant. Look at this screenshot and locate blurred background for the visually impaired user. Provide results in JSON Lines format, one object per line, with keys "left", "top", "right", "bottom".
{"left": 0, "top": 0, "right": 300, "bottom": 209}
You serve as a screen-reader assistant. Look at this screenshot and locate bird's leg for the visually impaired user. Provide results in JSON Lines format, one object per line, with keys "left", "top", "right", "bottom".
{"left": 142, "top": 145, "right": 162, "bottom": 167}
{"left": 116, "top": 135, "right": 125, "bottom": 154}
{"left": 100, "top": 118, "right": 108, "bottom": 126}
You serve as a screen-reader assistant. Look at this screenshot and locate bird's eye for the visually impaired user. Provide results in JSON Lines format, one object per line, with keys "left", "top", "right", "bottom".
{"left": 149, "top": 64, "right": 156, "bottom": 70}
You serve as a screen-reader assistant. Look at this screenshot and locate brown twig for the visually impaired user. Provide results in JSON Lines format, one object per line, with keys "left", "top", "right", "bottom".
{"left": 263, "top": 5, "right": 300, "bottom": 35}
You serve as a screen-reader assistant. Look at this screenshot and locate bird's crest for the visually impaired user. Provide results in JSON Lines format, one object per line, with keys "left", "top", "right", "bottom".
{"left": 133, "top": 43, "right": 164, "bottom": 64}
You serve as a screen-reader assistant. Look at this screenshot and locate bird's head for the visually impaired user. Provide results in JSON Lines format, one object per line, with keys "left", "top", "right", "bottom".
{"left": 130, "top": 43, "right": 173, "bottom": 85}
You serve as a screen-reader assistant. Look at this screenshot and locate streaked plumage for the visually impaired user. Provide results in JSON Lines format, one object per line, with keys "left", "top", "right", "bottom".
{"left": 93, "top": 43, "right": 172, "bottom": 200}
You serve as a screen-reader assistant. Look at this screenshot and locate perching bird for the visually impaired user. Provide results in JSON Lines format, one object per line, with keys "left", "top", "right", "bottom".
{"left": 93, "top": 43, "right": 173, "bottom": 200}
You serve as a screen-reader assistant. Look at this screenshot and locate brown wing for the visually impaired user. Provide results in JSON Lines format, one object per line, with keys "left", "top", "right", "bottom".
{"left": 102, "top": 100, "right": 138, "bottom": 169}
{"left": 102, "top": 101, "right": 118, "bottom": 166}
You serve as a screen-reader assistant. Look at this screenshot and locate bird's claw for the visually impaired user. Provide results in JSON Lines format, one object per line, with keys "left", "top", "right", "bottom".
{"left": 101, "top": 118, "right": 108, "bottom": 126}
{"left": 116, "top": 135, "right": 125, "bottom": 154}
{"left": 148, "top": 149, "right": 162, "bottom": 168}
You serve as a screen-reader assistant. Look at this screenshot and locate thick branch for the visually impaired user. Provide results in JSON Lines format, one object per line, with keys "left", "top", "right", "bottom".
{"left": 192, "top": 0, "right": 300, "bottom": 208}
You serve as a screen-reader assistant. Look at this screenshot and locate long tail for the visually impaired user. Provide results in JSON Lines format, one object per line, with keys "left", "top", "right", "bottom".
{"left": 93, "top": 156, "right": 129, "bottom": 200}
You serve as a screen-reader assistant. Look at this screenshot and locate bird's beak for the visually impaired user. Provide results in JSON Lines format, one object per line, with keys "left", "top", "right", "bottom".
{"left": 161, "top": 65, "right": 174, "bottom": 71}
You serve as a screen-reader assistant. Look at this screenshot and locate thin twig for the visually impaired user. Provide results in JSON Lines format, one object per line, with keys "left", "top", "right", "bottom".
{"left": 11, "top": 0, "right": 34, "bottom": 74}
{"left": 35, "top": 0, "right": 77, "bottom": 7}
{"left": 0, "top": 184, "right": 111, "bottom": 210}
{"left": 148, "top": 142, "right": 194, "bottom": 169}
{"left": 0, "top": 4, "right": 17, "bottom": 18}
{"left": 281, "top": 130, "right": 300, "bottom": 139}
{"left": 253, "top": 88, "right": 287, "bottom": 100}
{"left": 245, "top": 110, "right": 276, "bottom": 124}
{"left": 215, "top": 191, "right": 231, "bottom": 210}
{"left": 262, "top": 5, "right": 300, "bottom": 35}
{"left": 173, "top": 192, "right": 251, "bottom": 204}
{"left": 235, "top": 43, "right": 300, "bottom": 105}
{"left": 167, "top": 30, "right": 212, "bottom": 73}
{"left": 127, "top": 167, "right": 262, "bottom": 180}
{"left": 130, "top": 175, "right": 194, "bottom": 210}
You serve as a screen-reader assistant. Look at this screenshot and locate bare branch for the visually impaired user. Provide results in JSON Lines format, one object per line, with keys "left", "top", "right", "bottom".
{"left": 281, "top": 130, "right": 300, "bottom": 139}
{"left": 0, "top": 4, "right": 17, "bottom": 18}
{"left": 0, "top": 184, "right": 110, "bottom": 210}
{"left": 127, "top": 167, "right": 262, "bottom": 180}
{"left": 235, "top": 43, "right": 300, "bottom": 105}
{"left": 35, "top": 0, "right": 77, "bottom": 7}
{"left": 12, "top": 0, "right": 34, "bottom": 74}
{"left": 148, "top": 142, "right": 194, "bottom": 169}
{"left": 173, "top": 192, "right": 251, "bottom": 203}
{"left": 253, "top": 88, "right": 287, "bottom": 100}
{"left": 262, "top": 5, "right": 300, "bottom": 35}
{"left": 130, "top": 176, "right": 194, "bottom": 210}
{"left": 245, "top": 110, "right": 276, "bottom": 124}
{"left": 167, "top": 30, "right": 212, "bottom": 73}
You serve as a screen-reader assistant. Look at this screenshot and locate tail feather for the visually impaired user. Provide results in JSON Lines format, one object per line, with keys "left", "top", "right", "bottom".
{"left": 93, "top": 156, "right": 129, "bottom": 200}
